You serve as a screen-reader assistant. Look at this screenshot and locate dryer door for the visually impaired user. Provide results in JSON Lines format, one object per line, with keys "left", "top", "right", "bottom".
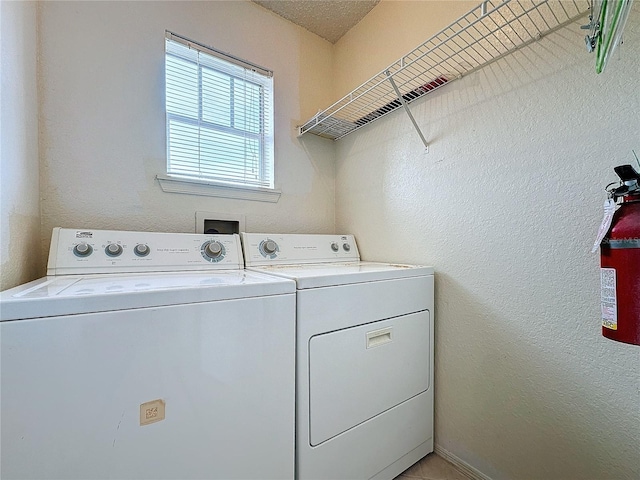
{"left": 308, "top": 310, "right": 430, "bottom": 446}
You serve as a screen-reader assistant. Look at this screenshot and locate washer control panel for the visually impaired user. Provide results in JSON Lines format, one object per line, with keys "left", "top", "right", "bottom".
{"left": 47, "top": 228, "right": 244, "bottom": 275}
{"left": 242, "top": 233, "right": 360, "bottom": 266}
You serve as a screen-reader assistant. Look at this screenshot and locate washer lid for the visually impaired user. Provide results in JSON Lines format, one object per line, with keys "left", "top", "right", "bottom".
{"left": 250, "top": 261, "right": 434, "bottom": 289}
{"left": 0, "top": 270, "right": 295, "bottom": 321}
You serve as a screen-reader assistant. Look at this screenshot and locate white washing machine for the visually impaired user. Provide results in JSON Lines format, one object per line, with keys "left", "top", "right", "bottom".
{"left": 241, "top": 233, "right": 435, "bottom": 480}
{"left": 1, "top": 228, "right": 296, "bottom": 480}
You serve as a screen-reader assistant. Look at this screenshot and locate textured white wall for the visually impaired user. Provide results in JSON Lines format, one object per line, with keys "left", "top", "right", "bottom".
{"left": 0, "top": 1, "right": 41, "bottom": 290}
{"left": 335, "top": 7, "right": 640, "bottom": 480}
{"left": 37, "top": 1, "right": 335, "bottom": 269}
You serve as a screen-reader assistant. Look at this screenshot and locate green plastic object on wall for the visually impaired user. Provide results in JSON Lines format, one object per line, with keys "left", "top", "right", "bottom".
{"left": 595, "top": 0, "right": 635, "bottom": 73}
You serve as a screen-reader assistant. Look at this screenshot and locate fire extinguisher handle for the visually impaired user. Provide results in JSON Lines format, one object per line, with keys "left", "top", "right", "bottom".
{"left": 614, "top": 165, "right": 640, "bottom": 182}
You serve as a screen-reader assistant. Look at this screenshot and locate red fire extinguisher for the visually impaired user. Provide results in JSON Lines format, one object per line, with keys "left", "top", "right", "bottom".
{"left": 599, "top": 164, "right": 640, "bottom": 345}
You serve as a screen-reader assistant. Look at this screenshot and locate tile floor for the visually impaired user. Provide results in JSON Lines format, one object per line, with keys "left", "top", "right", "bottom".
{"left": 394, "top": 453, "right": 471, "bottom": 480}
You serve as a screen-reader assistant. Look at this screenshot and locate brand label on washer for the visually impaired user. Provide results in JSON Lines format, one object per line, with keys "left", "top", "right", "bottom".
{"left": 140, "top": 399, "right": 165, "bottom": 426}
{"left": 75, "top": 231, "right": 93, "bottom": 238}
{"left": 600, "top": 268, "right": 617, "bottom": 330}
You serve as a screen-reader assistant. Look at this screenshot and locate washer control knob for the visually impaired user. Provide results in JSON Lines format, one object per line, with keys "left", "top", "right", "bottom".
{"left": 262, "top": 240, "right": 278, "bottom": 255}
{"left": 331, "top": 242, "right": 339, "bottom": 252}
{"left": 343, "top": 243, "right": 351, "bottom": 252}
{"left": 203, "top": 241, "right": 223, "bottom": 259}
{"left": 134, "top": 244, "right": 150, "bottom": 257}
{"left": 73, "top": 243, "right": 93, "bottom": 257}
{"left": 105, "top": 243, "right": 123, "bottom": 257}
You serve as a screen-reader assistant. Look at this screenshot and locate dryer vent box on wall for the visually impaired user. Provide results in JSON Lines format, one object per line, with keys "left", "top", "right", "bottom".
{"left": 195, "top": 211, "right": 246, "bottom": 235}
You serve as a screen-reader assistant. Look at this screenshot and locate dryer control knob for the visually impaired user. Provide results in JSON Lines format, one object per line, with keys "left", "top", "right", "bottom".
{"left": 203, "top": 241, "right": 223, "bottom": 259}
{"left": 331, "top": 242, "right": 339, "bottom": 252}
{"left": 134, "top": 244, "right": 150, "bottom": 257}
{"left": 105, "top": 243, "right": 123, "bottom": 257}
{"left": 73, "top": 243, "right": 93, "bottom": 257}
{"left": 343, "top": 243, "right": 351, "bottom": 252}
{"left": 262, "top": 240, "right": 278, "bottom": 255}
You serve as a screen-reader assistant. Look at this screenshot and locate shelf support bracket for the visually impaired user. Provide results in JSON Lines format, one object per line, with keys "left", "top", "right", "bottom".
{"left": 385, "top": 70, "right": 429, "bottom": 151}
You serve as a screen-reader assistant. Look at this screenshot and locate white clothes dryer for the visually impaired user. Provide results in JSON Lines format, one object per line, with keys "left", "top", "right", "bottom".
{"left": 241, "top": 233, "right": 435, "bottom": 480}
{"left": 1, "top": 228, "right": 296, "bottom": 480}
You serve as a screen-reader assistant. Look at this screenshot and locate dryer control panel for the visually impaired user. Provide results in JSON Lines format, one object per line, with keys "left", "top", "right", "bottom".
{"left": 242, "top": 233, "right": 360, "bottom": 266}
{"left": 47, "top": 228, "right": 244, "bottom": 275}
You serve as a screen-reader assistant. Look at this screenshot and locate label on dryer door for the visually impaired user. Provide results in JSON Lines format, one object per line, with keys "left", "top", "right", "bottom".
{"left": 600, "top": 268, "right": 617, "bottom": 330}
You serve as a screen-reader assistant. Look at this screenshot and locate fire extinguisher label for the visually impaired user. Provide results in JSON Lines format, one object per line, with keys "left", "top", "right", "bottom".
{"left": 600, "top": 267, "right": 617, "bottom": 330}
{"left": 591, "top": 199, "right": 617, "bottom": 253}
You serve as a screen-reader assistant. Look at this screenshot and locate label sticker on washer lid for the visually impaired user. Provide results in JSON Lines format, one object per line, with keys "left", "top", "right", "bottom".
{"left": 600, "top": 268, "right": 617, "bottom": 330}
{"left": 140, "top": 399, "right": 165, "bottom": 426}
{"left": 591, "top": 199, "right": 616, "bottom": 253}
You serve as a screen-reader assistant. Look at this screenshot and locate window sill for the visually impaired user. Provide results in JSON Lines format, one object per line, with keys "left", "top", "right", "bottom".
{"left": 156, "top": 175, "right": 281, "bottom": 203}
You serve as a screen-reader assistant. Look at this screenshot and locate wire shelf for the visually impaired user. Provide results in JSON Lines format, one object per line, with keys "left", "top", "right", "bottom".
{"left": 298, "top": 0, "right": 591, "bottom": 141}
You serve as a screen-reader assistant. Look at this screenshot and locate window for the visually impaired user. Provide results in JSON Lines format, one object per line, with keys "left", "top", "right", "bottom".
{"left": 162, "top": 31, "right": 275, "bottom": 197}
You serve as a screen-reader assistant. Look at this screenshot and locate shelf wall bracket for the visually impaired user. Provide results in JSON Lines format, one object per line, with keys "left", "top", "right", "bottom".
{"left": 385, "top": 70, "right": 429, "bottom": 151}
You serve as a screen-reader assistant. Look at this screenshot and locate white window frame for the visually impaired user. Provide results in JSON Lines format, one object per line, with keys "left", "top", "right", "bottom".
{"left": 158, "top": 31, "right": 280, "bottom": 202}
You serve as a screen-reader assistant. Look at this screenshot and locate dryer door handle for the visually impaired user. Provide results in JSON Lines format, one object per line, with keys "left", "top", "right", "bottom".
{"left": 366, "top": 327, "right": 393, "bottom": 349}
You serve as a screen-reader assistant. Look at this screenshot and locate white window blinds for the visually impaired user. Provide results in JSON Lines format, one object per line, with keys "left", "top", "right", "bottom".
{"left": 165, "top": 32, "right": 274, "bottom": 189}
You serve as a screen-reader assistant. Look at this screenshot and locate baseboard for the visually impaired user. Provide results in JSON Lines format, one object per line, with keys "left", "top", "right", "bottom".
{"left": 434, "top": 444, "right": 494, "bottom": 480}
